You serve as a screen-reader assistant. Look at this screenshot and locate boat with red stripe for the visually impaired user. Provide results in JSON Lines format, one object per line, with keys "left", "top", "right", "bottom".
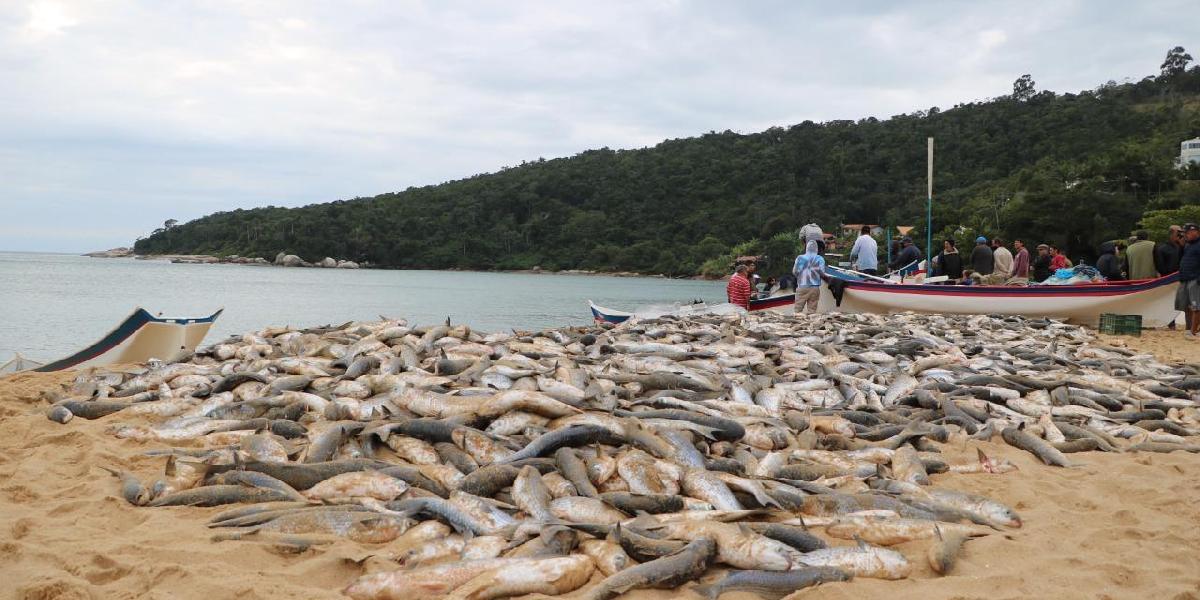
{"left": 589, "top": 273, "right": 1180, "bottom": 327}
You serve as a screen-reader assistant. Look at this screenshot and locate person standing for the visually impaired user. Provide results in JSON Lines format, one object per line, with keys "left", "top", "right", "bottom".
{"left": 793, "top": 241, "right": 827, "bottom": 314}
{"left": 932, "top": 239, "right": 963, "bottom": 282}
{"left": 1096, "top": 241, "right": 1124, "bottom": 281}
{"left": 991, "top": 238, "right": 1014, "bottom": 281}
{"left": 888, "top": 237, "right": 922, "bottom": 276}
{"left": 726, "top": 264, "right": 752, "bottom": 310}
{"left": 1155, "top": 225, "right": 1184, "bottom": 276}
{"left": 1177, "top": 224, "right": 1200, "bottom": 335}
{"left": 849, "top": 225, "right": 879, "bottom": 275}
{"left": 745, "top": 260, "right": 762, "bottom": 294}
{"left": 1032, "top": 244, "right": 1052, "bottom": 282}
{"left": 1124, "top": 231, "right": 1157, "bottom": 280}
{"left": 970, "top": 237, "right": 994, "bottom": 276}
{"left": 1011, "top": 240, "right": 1030, "bottom": 282}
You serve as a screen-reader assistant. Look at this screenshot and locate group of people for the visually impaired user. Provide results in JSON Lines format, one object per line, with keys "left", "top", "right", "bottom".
{"left": 724, "top": 222, "right": 1200, "bottom": 326}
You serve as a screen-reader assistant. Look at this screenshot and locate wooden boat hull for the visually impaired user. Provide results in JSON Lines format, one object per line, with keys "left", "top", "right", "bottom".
{"left": 34, "top": 308, "right": 223, "bottom": 372}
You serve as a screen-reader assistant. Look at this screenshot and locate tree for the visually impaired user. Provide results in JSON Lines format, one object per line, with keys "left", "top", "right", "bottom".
{"left": 1160, "top": 46, "right": 1193, "bottom": 78}
{"left": 164, "top": 219, "right": 178, "bottom": 229}
{"left": 1012, "top": 74, "right": 1036, "bottom": 101}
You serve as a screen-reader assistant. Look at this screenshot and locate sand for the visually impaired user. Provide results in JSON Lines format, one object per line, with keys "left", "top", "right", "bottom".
{"left": 1098, "top": 329, "right": 1200, "bottom": 365}
{"left": 2, "top": 369, "right": 1199, "bottom": 600}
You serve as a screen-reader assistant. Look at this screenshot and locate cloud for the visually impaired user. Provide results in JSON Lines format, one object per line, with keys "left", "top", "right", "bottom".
{"left": 0, "top": 0, "right": 1194, "bottom": 252}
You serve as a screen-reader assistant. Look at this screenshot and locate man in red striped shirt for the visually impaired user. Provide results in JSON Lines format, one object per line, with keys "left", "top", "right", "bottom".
{"left": 727, "top": 264, "right": 752, "bottom": 309}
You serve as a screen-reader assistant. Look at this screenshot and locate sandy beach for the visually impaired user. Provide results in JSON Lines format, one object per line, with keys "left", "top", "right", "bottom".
{"left": 1, "top": 353, "right": 1198, "bottom": 600}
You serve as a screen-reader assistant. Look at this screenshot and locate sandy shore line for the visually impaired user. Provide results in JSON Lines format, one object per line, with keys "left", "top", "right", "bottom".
{"left": 1, "top": 341, "right": 1198, "bottom": 599}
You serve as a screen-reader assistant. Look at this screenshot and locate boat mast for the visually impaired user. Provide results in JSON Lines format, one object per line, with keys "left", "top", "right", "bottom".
{"left": 926, "top": 137, "right": 933, "bottom": 269}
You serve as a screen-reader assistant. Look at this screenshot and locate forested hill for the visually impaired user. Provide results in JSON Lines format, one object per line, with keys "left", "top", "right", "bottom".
{"left": 135, "top": 56, "right": 1200, "bottom": 276}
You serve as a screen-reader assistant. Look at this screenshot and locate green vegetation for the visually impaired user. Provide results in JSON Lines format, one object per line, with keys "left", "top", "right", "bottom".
{"left": 135, "top": 49, "right": 1200, "bottom": 275}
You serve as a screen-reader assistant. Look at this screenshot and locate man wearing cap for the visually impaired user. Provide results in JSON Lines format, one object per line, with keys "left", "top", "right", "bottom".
{"left": 970, "top": 236, "right": 994, "bottom": 278}
{"left": 1032, "top": 244, "right": 1052, "bottom": 282}
{"left": 1177, "top": 224, "right": 1200, "bottom": 335}
{"left": 1156, "top": 225, "right": 1185, "bottom": 329}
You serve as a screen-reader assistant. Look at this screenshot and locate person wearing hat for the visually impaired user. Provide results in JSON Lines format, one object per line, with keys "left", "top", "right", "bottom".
{"left": 888, "top": 236, "right": 923, "bottom": 276}
{"left": 970, "top": 236, "right": 994, "bottom": 278}
{"left": 1176, "top": 223, "right": 1200, "bottom": 335}
{"left": 1032, "top": 243, "right": 1052, "bottom": 282}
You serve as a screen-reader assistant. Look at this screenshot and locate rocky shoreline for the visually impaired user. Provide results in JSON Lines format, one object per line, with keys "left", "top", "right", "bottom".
{"left": 83, "top": 248, "right": 360, "bottom": 269}
{"left": 83, "top": 248, "right": 704, "bottom": 278}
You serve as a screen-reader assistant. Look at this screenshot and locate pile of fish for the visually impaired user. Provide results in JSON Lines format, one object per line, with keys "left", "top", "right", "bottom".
{"left": 46, "top": 311, "right": 1200, "bottom": 600}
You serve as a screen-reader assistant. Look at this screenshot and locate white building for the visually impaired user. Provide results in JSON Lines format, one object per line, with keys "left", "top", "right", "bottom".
{"left": 1181, "top": 137, "right": 1200, "bottom": 167}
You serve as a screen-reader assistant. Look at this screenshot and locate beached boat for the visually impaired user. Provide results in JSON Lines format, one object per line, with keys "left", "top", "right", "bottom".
{"left": 816, "top": 274, "right": 1180, "bottom": 327}
{"left": 589, "top": 274, "right": 1180, "bottom": 327}
{"left": 32, "top": 308, "right": 223, "bottom": 372}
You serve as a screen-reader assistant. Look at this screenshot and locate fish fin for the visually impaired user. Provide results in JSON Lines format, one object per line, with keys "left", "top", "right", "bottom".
{"left": 933, "top": 524, "right": 944, "bottom": 541}
{"left": 692, "top": 583, "right": 717, "bottom": 600}
{"left": 795, "top": 514, "right": 809, "bottom": 530}
{"left": 976, "top": 448, "right": 993, "bottom": 472}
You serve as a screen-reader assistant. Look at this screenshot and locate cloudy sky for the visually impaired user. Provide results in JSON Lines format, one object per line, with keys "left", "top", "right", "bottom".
{"left": 0, "top": 1, "right": 1192, "bottom": 252}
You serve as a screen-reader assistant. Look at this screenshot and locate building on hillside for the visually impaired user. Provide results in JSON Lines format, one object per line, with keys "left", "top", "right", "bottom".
{"left": 1180, "top": 137, "right": 1200, "bottom": 167}
{"left": 841, "top": 224, "right": 883, "bottom": 237}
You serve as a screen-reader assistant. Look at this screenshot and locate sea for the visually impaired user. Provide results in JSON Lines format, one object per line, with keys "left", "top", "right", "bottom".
{"left": 0, "top": 252, "right": 724, "bottom": 363}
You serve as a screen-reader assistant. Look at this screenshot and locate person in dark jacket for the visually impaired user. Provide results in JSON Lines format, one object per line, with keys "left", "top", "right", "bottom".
{"left": 1032, "top": 243, "right": 1052, "bottom": 282}
{"left": 1177, "top": 224, "right": 1200, "bottom": 335}
{"left": 888, "top": 237, "right": 922, "bottom": 276}
{"left": 932, "top": 239, "right": 964, "bottom": 282}
{"left": 969, "top": 236, "right": 994, "bottom": 276}
{"left": 1155, "top": 225, "right": 1184, "bottom": 276}
{"left": 1095, "top": 241, "right": 1124, "bottom": 281}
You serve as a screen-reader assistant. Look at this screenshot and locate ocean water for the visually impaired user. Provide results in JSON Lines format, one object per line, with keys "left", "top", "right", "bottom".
{"left": 0, "top": 252, "right": 723, "bottom": 362}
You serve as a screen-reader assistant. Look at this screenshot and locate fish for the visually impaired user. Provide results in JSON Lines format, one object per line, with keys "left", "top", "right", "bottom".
{"left": 301, "top": 471, "right": 408, "bottom": 503}
{"left": 824, "top": 515, "right": 990, "bottom": 546}
{"left": 512, "top": 465, "right": 555, "bottom": 522}
{"left": 646, "top": 520, "right": 803, "bottom": 571}
{"left": 50, "top": 310, "right": 1200, "bottom": 600}
{"left": 575, "top": 537, "right": 716, "bottom": 600}
{"left": 1001, "top": 424, "right": 1072, "bottom": 467}
{"left": 927, "top": 526, "right": 969, "bottom": 575}
{"left": 445, "top": 555, "right": 594, "bottom": 600}
{"left": 694, "top": 566, "right": 850, "bottom": 600}
{"left": 579, "top": 538, "right": 634, "bottom": 576}
{"left": 100, "top": 466, "right": 150, "bottom": 506}
{"left": 800, "top": 542, "right": 911, "bottom": 580}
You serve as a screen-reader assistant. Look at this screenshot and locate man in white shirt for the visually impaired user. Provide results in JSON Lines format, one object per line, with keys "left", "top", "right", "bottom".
{"left": 848, "top": 225, "right": 879, "bottom": 275}
{"left": 992, "top": 237, "right": 1014, "bottom": 283}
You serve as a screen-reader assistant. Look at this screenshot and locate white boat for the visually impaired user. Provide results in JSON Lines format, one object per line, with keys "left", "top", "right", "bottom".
{"left": 32, "top": 308, "right": 223, "bottom": 372}
{"left": 590, "top": 274, "right": 1180, "bottom": 328}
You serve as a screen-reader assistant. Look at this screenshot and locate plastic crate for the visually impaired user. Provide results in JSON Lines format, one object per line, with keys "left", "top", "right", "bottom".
{"left": 1099, "top": 313, "right": 1142, "bottom": 336}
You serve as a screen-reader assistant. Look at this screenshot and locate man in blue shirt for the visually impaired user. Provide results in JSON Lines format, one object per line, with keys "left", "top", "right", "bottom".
{"left": 1177, "top": 223, "right": 1200, "bottom": 335}
{"left": 793, "top": 241, "right": 828, "bottom": 314}
{"left": 849, "top": 225, "right": 879, "bottom": 275}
